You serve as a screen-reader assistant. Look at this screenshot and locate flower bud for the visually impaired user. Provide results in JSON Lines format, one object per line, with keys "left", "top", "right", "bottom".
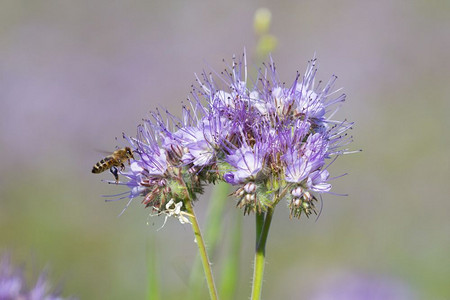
{"left": 245, "top": 193, "right": 254, "bottom": 202}
{"left": 291, "top": 186, "right": 303, "bottom": 197}
{"left": 254, "top": 8, "right": 272, "bottom": 35}
{"left": 244, "top": 182, "right": 257, "bottom": 194}
{"left": 303, "top": 191, "right": 312, "bottom": 202}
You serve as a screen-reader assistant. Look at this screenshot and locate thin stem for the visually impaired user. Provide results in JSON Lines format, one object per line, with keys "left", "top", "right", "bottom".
{"left": 255, "top": 212, "right": 265, "bottom": 244}
{"left": 219, "top": 213, "right": 242, "bottom": 300}
{"left": 188, "top": 182, "right": 229, "bottom": 300}
{"left": 251, "top": 207, "right": 275, "bottom": 300}
{"left": 184, "top": 200, "right": 219, "bottom": 300}
{"left": 146, "top": 234, "right": 161, "bottom": 300}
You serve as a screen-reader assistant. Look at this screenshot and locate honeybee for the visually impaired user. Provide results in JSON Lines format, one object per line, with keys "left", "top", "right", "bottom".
{"left": 92, "top": 147, "right": 134, "bottom": 183}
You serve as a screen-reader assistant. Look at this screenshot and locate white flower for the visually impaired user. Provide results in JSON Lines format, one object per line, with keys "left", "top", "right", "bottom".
{"left": 152, "top": 199, "right": 193, "bottom": 230}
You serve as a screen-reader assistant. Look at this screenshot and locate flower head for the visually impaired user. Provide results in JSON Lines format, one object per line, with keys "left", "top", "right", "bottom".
{"left": 101, "top": 53, "right": 355, "bottom": 220}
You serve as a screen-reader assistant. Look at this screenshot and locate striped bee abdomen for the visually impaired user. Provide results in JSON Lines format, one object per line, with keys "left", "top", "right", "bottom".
{"left": 92, "top": 156, "right": 114, "bottom": 173}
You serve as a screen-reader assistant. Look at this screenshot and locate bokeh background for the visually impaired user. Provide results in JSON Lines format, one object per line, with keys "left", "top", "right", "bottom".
{"left": 1, "top": 0, "right": 449, "bottom": 299}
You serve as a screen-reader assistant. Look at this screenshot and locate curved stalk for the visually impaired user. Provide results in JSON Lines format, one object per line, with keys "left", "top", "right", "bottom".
{"left": 184, "top": 200, "right": 218, "bottom": 300}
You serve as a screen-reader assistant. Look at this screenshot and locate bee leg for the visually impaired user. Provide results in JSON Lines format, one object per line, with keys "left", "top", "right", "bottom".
{"left": 110, "top": 167, "right": 119, "bottom": 184}
{"left": 120, "top": 163, "right": 125, "bottom": 171}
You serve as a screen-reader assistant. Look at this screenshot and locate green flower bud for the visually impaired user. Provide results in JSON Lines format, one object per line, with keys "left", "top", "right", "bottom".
{"left": 254, "top": 8, "right": 272, "bottom": 35}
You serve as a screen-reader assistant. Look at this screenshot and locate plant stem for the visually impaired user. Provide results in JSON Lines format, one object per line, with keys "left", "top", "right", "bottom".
{"left": 184, "top": 200, "right": 219, "bottom": 300}
{"left": 219, "top": 213, "right": 242, "bottom": 300}
{"left": 251, "top": 207, "right": 275, "bottom": 300}
{"left": 255, "top": 212, "right": 265, "bottom": 244}
{"left": 188, "top": 182, "right": 229, "bottom": 300}
{"left": 146, "top": 234, "right": 161, "bottom": 300}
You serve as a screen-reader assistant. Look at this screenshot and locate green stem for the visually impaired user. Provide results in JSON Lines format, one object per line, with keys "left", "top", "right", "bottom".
{"left": 255, "top": 212, "right": 265, "bottom": 245}
{"left": 219, "top": 213, "right": 242, "bottom": 300}
{"left": 146, "top": 234, "right": 160, "bottom": 300}
{"left": 251, "top": 207, "right": 275, "bottom": 300}
{"left": 185, "top": 200, "right": 219, "bottom": 300}
{"left": 188, "top": 182, "right": 229, "bottom": 300}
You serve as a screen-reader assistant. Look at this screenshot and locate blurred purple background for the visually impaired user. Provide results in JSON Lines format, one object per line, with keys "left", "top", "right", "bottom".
{"left": 1, "top": 1, "right": 449, "bottom": 299}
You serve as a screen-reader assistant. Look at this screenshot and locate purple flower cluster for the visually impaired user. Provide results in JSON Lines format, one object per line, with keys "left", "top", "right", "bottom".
{"left": 0, "top": 255, "right": 75, "bottom": 300}
{"left": 118, "top": 54, "right": 353, "bottom": 218}
{"left": 307, "top": 272, "right": 417, "bottom": 300}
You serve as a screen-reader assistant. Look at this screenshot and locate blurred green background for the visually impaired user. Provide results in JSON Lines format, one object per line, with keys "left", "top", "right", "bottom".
{"left": 1, "top": 1, "right": 449, "bottom": 299}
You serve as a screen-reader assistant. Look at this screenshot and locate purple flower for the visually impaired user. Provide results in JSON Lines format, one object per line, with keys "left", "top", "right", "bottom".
{"left": 166, "top": 114, "right": 230, "bottom": 168}
{"left": 99, "top": 52, "right": 355, "bottom": 218}
{"left": 281, "top": 127, "right": 328, "bottom": 183}
{"left": 294, "top": 59, "right": 346, "bottom": 122}
{"left": 284, "top": 152, "right": 312, "bottom": 183}
{"left": 224, "top": 142, "right": 266, "bottom": 185}
{"left": 307, "top": 272, "right": 417, "bottom": 300}
{"left": 128, "top": 125, "right": 168, "bottom": 177}
{"left": 307, "top": 169, "right": 331, "bottom": 192}
{"left": 175, "top": 125, "right": 215, "bottom": 167}
{"left": 0, "top": 255, "right": 75, "bottom": 300}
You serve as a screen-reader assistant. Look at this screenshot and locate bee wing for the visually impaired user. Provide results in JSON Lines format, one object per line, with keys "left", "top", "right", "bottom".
{"left": 94, "top": 148, "right": 114, "bottom": 155}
